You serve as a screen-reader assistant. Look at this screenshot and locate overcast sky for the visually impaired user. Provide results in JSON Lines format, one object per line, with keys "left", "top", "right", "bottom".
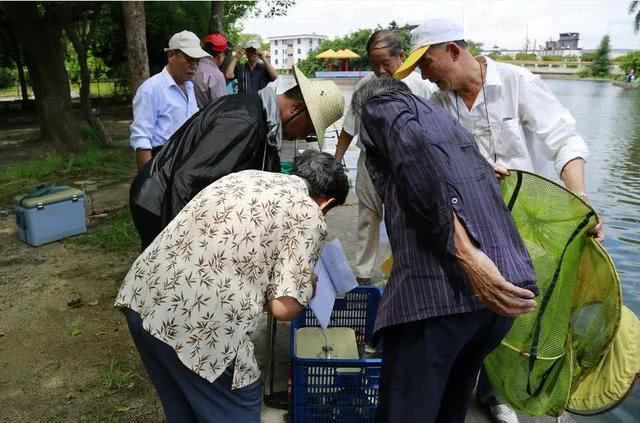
{"left": 242, "top": 0, "right": 640, "bottom": 50}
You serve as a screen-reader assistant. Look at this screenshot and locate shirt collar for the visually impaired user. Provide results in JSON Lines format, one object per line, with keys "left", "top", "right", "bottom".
{"left": 478, "top": 56, "right": 502, "bottom": 87}
{"left": 161, "top": 66, "right": 193, "bottom": 90}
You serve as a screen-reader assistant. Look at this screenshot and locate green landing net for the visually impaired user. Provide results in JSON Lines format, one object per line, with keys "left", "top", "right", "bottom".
{"left": 485, "top": 170, "right": 639, "bottom": 416}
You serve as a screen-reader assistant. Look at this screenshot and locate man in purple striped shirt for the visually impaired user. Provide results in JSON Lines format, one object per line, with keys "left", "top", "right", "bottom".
{"left": 352, "top": 77, "right": 538, "bottom": 423}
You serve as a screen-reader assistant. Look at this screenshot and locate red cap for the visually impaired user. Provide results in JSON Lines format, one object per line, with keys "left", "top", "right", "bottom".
{"left": 202, "top": 33, "right": 228, "bottom": 53}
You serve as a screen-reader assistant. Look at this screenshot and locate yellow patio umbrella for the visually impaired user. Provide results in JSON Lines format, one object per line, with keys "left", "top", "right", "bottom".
{"left": 316, "top": 49, "right": 338, "bottom": 70}
{"left": 334, "top": 49, "right": 360, "bottom": 71}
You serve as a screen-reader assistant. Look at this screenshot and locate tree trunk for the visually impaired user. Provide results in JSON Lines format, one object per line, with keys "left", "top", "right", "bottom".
{"left": 15, "top": 55, "right": 29, "bottom": 108}
{"left": 210, "top": 1, "right": 225, "bottom": 33}
{"left": 3, "top": 3, "right": 83, "bottom": 153}
{"left": 122, "top": 1, "right": 150, "bottom": 95}
{"left": 66, "top": 24, "right": 112, "bottom": 147}
{"left": 5, "top": 27, "right": 30, "bottom": 109}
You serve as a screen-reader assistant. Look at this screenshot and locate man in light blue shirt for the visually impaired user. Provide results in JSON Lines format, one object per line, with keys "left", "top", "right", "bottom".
{"left": 130, "top": 30, "right": 210, "bottom": 169}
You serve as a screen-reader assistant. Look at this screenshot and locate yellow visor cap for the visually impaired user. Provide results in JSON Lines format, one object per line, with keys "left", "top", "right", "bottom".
{"left": 393, "top": 45, "right": 430, "bottom": 80}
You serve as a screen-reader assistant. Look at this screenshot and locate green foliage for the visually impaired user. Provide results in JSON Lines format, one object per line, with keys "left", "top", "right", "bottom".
{"left": 71, "top": 207, "right": 139, "bottom": 257}
{"left": 581, "top": 52, "right": 596, "bottom": 62}
{"left": 0, "top": 67, "right": 17, "bottom": 88}
{"left": 590, "top": 35, "right": 611, "bottom": 77}
{"left": 0, "top": 146, "right": 135, "bottom": 206}
{"left": 487, "top": 52, "right": 502, "bottom": 60}
{"left": 514, "top": 53, "right": 537, "bottom": 61}
{"left": 103, "top": 360, "right": 135, "bottom": 390}
{"left": 64, "top": 37, "right": 111, "bottom": 84}
{"left": 618, "top": 50, "right": 640, "bottom": 73}
{"left": 296, "top": 22, "right": 416, "bottom": 75}
{"left": 144, "top": 2, "right": 211, "bottom": 74}
{"left": 466, "top": 40, "right": 482, "bottom": 56}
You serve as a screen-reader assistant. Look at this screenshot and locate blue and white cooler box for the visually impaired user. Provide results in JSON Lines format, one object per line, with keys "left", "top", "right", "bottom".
{"left": 15, "top": 185, "right": 87, "bottom": 246}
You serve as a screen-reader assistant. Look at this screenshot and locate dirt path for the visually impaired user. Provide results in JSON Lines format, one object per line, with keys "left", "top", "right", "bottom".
{"left": 0, "top": 217, "right": 163, "bottom": 422}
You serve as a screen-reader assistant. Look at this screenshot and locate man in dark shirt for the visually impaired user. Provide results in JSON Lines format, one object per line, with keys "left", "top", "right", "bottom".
{"left": 352, "top": 77, "right": 538, "bottom": 423}
{"left": 224, "top": 39, "right": 277, "bottom": 94}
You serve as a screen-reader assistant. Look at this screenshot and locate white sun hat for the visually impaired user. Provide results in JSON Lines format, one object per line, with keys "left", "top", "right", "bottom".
{"left": 164, "top": 30, "right": 210, "bottom": 59}
{"left": 394, "top": 18, "right": 465, "bottom": 80}
{"left": 292, "top": 66, "right": 344, "bottom": 148}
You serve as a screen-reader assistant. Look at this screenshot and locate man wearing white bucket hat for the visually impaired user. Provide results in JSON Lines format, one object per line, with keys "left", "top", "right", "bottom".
{"left": 130, "top": 30, "right": 210, "bottom": 170}
{"left": 129, "top": 65, "right": 345, "bottom": 249}
{"left": 394, "top": 18, "right": 602, "bottom": 423}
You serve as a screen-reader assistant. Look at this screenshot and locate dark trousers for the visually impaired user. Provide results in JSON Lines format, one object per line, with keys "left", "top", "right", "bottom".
{"left": 125, "top": 309, "right": 262, "bottom": 423}
{"left": 129, "top": 166, "right": 162, "bottom": 251}
{"left": 375, "top": 309, "right": 513, "bottom": 423}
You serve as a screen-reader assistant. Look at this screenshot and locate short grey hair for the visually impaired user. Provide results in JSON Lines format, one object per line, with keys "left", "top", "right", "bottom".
{"left": 292, "top": 150, "right": 349, "bottom": 205}
{"left": 351, "top": 76, "right": 411, "bottom": 118}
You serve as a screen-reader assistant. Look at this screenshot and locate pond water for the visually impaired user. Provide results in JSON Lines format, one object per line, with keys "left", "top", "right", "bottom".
{"left": 276, "top": 75, "right": 639, "bottom": 422}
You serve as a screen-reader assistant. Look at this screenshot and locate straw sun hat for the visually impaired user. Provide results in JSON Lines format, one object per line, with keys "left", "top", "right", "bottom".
{"left": 292, "top": 66, "right": 344, "bottom": 148}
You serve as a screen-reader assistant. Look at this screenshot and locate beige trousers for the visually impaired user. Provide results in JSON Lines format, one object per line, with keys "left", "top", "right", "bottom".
{"left": 354, "top": 152, "right": 384, "bottom": 279}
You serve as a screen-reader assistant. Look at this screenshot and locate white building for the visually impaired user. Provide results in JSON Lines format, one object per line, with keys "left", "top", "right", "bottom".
{"left": 268, "top": 33, "right": 328, "bottom": 70}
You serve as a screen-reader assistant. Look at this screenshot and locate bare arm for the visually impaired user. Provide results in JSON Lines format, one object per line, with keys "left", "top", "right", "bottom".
{"left": 560, "top": 158, "right": 604, "bottom": 241}
{"left": 266, "top": 296, "right": 304, "bottom": 321}
{"left": 259, "top": 52, "right": 278, "bottom": 81}
{"left": 560, "top": 157, "right": 585, "bottom": 193}
{"left": 452, "top": 213, "right": 537, "bottom": 317}
{"left": 136, "top": 149, "right": 152, "bottom": 170}
{"left": 334, "top": 129, "right": 354, "bottom": 162}
{"left": 224, "top": 50, "right": 243, "bottom": 80}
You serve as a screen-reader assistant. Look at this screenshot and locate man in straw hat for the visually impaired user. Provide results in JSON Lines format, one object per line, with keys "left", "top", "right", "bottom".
{"left": 393, "top": 17, "right": 603, "bottom": 423}
{"left": 129, "top": 65, "right": 345, "bottom": 250}
{"left": 119, "top": 65, "right": 347, "bottom": 421}
{"left": 334, "top": 29, "right": 436, "bottom": 286}
{"left": 130, "top": 30, "right": 210, "bottom": 170}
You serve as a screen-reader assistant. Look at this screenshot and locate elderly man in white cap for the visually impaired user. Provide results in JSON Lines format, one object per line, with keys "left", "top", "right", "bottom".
{"left": 394, "top": 18, "right": 602, "bottom": 423}
{"left": 130, "top": 30, "right": 210, "bottom": 170}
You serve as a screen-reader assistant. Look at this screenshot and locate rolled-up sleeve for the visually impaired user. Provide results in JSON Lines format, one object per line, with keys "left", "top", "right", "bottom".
{"left": 267, "top": 211, "right": 326, "bottom": 306}
{"left": 129, "top": 87, "right": 156, "bottom": 151}
{"left": 518, "top": 76, "right": 589, "bottom": 175}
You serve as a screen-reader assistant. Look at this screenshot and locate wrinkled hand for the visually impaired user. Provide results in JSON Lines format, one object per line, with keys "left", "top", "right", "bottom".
{"left": 587, "top": 220, "right": 604, "bottom": 242}
{"left": 494, "top": 163, "right": 511, "bottom": 181}
{"left": 457, "top": 248, "right": 537, "bottom": 317}
{"left": 235, "top": 49, "right": 245, "bottom": 58}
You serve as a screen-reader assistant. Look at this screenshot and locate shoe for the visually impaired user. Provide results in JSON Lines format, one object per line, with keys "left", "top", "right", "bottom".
{"left": 488, "top": 404, "right": 519, "bottom": 423}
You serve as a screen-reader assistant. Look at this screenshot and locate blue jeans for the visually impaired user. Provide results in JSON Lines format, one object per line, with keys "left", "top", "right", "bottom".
{"left": 125, "top": 308, "right": 262, "bottom": 423}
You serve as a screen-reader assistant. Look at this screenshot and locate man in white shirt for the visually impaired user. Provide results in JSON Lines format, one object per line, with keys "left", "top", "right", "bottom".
{"left": 130, "top": 31, "right": 209, "bottom": 169}
{"left": 393, "top": 18, "right": 603, "bottom": 423}
{"left": 335, "top": 30, "right": 436, "bottom": 285}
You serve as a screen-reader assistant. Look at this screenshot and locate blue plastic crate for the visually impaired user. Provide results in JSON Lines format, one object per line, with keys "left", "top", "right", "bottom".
{"left": 290, "top": 286, "right": 383, "bottom": 423}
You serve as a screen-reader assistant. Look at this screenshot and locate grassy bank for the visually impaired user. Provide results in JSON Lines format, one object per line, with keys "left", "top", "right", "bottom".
{"left": 70, "top": 207, "right": 139, "bottom": 257}
{"left": 0, "top": 145, "right": 135, "bottom": 207}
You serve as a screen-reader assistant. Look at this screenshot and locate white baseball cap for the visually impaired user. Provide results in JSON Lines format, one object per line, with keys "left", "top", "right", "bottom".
{"left": 245, "top": 37, "right": 262, "bottom": 50}
{"left": 164, "top": 30, "right": 210, "bottom": 59}
{"left": 394, "top": 18, "right": 464, "bottom": 80}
